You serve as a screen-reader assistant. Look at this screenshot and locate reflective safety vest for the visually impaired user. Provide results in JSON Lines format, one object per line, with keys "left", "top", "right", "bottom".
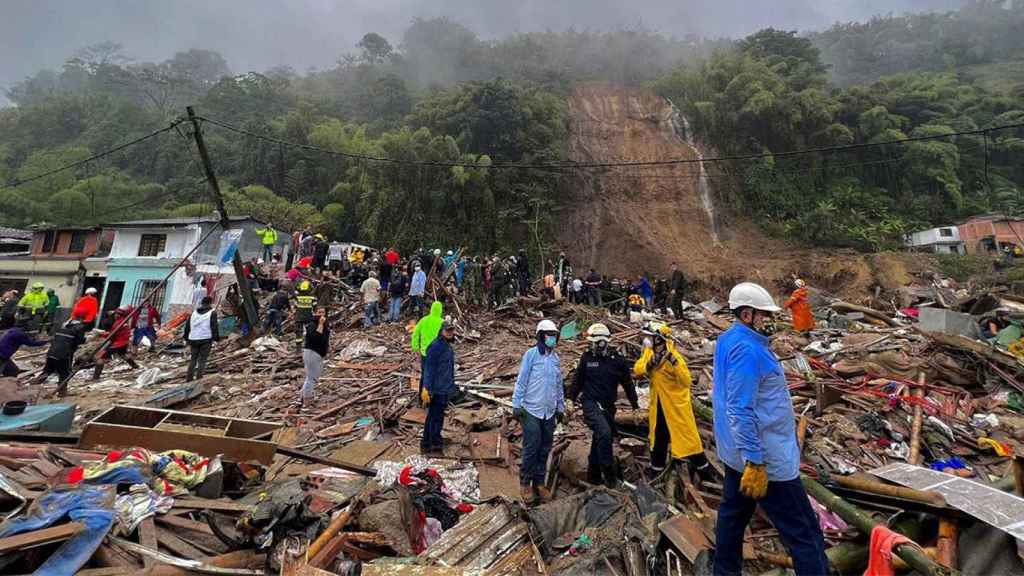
{"left": 628, "top": 294, "right": 645, "bottom": 307}
{"left": 295, "top": 294, "right": 316, "bottom": 309}
{"left": 257, "top": 227, "right": 278, "bottom": 245}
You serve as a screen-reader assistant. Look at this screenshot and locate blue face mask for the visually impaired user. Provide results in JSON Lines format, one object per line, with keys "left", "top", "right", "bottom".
{"left": 544, "top": 335, "right": 557, "bottom": 348}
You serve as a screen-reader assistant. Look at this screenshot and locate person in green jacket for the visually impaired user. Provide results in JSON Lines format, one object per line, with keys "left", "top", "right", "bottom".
{"left": 411, "top": 301, "right": 444, "bottom": 393}
{"left": 17, "top": 283, "right": 49, "bottom": 332}
{"left": 255, "top": 225, "right": 278, "bottom": 263}
{"left": 44, "top": 288, "right": 60, "bottom": 332}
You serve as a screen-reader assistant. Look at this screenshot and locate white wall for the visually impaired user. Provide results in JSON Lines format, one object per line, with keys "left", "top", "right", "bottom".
{"left": 907, "top": 227, "right": 960, "bottom": 247}
{"left": 109, "top": 226, "right": 201, "bottom": 259}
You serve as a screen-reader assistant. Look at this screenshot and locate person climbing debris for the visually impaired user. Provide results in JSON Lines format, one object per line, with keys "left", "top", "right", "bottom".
{"left": 421, "top": 318, "right": 456, "bottom": 455}
{"left": 512, "top": 319, "right": 565, "bottom": 505}
{"left": 569, "top": 322, "right": 638, "bottom": 488}
{"left": 633, "top": 321, "right": 711, "bottom": 483}
{"left": 712, "top": 282, "right": 828, "bottom": 576}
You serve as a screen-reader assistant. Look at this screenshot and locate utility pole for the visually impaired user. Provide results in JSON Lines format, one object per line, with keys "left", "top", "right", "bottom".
{"left": 186, "top": 106, "right": 260, "bottom": 333}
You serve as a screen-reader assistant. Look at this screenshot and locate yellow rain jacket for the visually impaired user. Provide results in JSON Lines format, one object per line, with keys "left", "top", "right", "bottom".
{"left": 633, "top": 342, "right": 703, "bottom": 459}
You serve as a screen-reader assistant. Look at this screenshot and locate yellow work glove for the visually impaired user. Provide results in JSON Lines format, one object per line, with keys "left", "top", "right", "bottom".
{"left": 420, "top": 387, "right": 431, "bottom": 407}
{"left": 739, "top": 462, "right": 768, "bottom": 499}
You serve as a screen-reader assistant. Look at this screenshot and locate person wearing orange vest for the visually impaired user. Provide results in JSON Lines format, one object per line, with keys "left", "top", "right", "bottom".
{"left": 784, "top": 279, "right": 814, "bottom": 333}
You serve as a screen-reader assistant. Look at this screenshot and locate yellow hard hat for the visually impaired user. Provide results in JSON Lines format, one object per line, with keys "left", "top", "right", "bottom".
{"left": 299, "top": 280, "right": 311, "bottom": 291}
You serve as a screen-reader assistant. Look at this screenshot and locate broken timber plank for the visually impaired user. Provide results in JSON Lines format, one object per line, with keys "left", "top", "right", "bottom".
{"left": 155, "top": 514, "right": 215, "bottom": 536}
{"left": 156, "top": 527, "right": 207, "bottom": 560}
{"left": 139, "top": 517, "right": 159, "bottom": 568}
{"left": 0, "top": 521, "right": 84, "bottom": 553}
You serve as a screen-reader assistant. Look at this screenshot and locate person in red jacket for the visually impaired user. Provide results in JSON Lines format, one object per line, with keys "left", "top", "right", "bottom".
{"left": 92, "top": 307, "right": 139, "bottom": 380}
{"left": 384, "top": 247, "right": 400, "bottom": 267}
{"left": 72, "top": 288, "right": 100, "bottom": 328}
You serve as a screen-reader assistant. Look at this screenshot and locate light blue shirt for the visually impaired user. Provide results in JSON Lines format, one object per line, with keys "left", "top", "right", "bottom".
{"left": 410, "top": 270, "right": 427, "bottom": 296}
{"left": 712, "top": 322, "right": 800, "bottom": 481}
{"left": 512, "top": 346, "right": 565, "bottom": 420}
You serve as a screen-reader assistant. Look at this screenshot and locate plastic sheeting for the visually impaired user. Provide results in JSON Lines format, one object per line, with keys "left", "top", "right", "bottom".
{"left": 0, "top": 485, "right": 116, "bottom": 576}
{"left": 527, "top": 488, "right": 623, "bottom": 557}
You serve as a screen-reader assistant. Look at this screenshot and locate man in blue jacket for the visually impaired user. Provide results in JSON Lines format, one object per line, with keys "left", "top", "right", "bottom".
{"left": 712, "top": 282, "right": 827, "bottom": 576}
{"left": 512, "top": 319, "right": 564, "bottom": 505}
{"left": 421, "top": 319, "right": 456, "bottom": 455}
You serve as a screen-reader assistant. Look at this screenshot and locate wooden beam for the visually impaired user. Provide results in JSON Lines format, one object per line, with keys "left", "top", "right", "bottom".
{"left": 0, "top": 522, "right": 83, "bottom": 553}
{"left": 155, "top": 514, "right": 215, "bottom": 536}
{"left": 138, "top": 517, "right": 158, "bottom": 568}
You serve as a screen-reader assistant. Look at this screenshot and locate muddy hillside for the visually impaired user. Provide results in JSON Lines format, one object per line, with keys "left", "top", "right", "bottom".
{"left": 559, "top": 83, "right": 928, "bottom": 302}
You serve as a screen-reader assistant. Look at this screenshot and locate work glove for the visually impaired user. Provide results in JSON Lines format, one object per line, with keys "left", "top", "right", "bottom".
{"left": 513, "top": 407, "right": 527, "bottom": 422}
{"left": 420, "top": 387, "right": 431, "bottom": 407}
{"left": 739, "top": 462, "right": 768, "bottom": 499}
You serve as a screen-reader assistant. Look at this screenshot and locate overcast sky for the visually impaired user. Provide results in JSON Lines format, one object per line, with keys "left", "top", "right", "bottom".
{"left": 2, "top": 0, "right": 962, "bottom": 94}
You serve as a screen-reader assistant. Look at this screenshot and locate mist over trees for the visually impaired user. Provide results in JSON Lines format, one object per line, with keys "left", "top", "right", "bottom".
{"left": 2, "top": 1, "right": 1024, "bottom": 252}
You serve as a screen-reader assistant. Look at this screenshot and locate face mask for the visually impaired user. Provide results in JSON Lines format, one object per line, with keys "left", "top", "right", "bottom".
{"left": 544, "top": 335, "right": 557, "bottom": 348}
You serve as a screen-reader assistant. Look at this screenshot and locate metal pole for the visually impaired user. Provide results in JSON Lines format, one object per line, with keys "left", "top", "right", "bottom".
{"left": 185, "top": 106, "right": 260, "bottom": 332}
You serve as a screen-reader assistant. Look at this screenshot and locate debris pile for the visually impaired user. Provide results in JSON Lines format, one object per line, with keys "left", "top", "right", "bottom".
{"left": 3, "top": 270, "right": 1024, "bottom": 574}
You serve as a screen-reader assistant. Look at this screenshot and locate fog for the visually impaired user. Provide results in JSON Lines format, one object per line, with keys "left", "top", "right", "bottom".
{"left": 2, "top": 0, "right": 962, "bottom": 93}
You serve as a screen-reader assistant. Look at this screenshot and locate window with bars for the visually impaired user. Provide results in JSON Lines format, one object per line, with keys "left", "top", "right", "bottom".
{"left": 132, "top": 279, "right": 165, "bottom": 311}
{"left": 138, "top": 234, "right": 167, "bottom": 257}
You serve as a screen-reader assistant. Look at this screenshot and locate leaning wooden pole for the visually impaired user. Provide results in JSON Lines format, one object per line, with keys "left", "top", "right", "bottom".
{"left": 908, "top": 372, "right": 926, "bottom": 465}
{"left": 802, "top": 476, "right": 957, "bottom": 576}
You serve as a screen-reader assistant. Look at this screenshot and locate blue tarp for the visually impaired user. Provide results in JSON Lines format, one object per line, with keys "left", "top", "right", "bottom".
{"left": 0, "top": 485, "right": 116, "bottom": 576}
{"left": 0, "top": 404, "right": 75, "bottom": 432}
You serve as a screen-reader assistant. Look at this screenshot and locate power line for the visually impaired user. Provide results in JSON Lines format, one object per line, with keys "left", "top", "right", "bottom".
{"left": 0, "top": 119, "right": 186, "bottom": 191}
{"left": 198, "top": 113, "right": 1024, "bottom": 170}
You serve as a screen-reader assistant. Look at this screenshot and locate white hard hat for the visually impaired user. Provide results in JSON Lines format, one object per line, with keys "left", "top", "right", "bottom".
{"left": 586, "top": 323, "right": 610, "bottom": 342}
{"left": 434, "top": 249, "right": 441, "bottom": 256}
{"left": 728, "top": 282, "right": 781, "bottom": 312}
{"left": 85, "top": 287, "right": 98, "bottom": 295}
{"left": 536, "top": 319, "right": 558, "bottom": 333}
{"left": 794, "top": 279, "right": 806, "bottom": 288}
{"left": 446, "top": 250, "right": 453, "bottom": 256}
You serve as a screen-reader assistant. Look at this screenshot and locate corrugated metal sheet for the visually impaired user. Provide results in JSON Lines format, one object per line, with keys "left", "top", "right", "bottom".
{"left": 424, "top": 502, "right": 547, "bottom": 575}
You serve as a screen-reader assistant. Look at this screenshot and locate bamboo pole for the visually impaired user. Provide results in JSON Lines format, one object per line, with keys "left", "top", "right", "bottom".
{"left": 908, "top": 372, "right": 926, "bottom": 465}
{"left": 802, "top": 476, "right": 957, "bottom": 576}
{"left": 830, "top": 474, "right": 946, "bottom": 507}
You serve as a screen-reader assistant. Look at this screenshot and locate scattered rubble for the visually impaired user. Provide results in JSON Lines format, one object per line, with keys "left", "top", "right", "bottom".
{"left": 3, "top": 268, "right": 1024, "bottom": 574}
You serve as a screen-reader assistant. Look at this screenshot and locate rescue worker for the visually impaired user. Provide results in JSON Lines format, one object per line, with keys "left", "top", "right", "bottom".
{"left": 44, "top": 288, "right": 60, "bottom": 332}
{"left": 184, "top": 296, "right": 219, "bottom": 382}
{"left": 255, "top": 224, "right": 278, "bottom": 263}
{"left": 712, "top": 283, "right": 827, "bottom": 576}
{"left": 0, "top": 325, "right": 48, "bottom": 377}
{"left": 293, "top": 280, "right": 317, "bottom": 345}
{"left": 569, "top": 323, "right": 638, "bottom": 488}
{"left": 131, "top": 301, "right": 161, "bottom": 350}
{"left": 17, "top": 282, "right": 49, "bottom": 330}
{"left": 72, "top": 287, "right": 100, "bottom": 329}
{"left": 512, "top": 319, "right": 565, "bottom": 505}
{"left": 92, "top": 307, "right": 139, "bottom": 380}
{"left": 361, "top": 270, "right": 381, "bottom": 327}
{"left": 420, "top": 318, "right": 456, "bottom": 455}
{"left": 263, "top": 288, "right": 291, "bottom": 336}
{"left": 633, "top": 321, "right": 711, "bottom": 482}
{"left": 411, "top": 301, "right": 444, "bottom": 388}
{"left": 35, "top": 312, "right": 88, "bottom": 396}
{"left": 784, "top": 279, "right": 814, "bottom": 333}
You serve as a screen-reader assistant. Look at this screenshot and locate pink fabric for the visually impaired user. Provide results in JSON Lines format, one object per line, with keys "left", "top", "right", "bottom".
{"left": 864, "top": 525, "right": 914, "bottom": 576}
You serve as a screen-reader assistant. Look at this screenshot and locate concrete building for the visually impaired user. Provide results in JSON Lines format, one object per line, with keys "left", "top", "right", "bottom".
{"left": 101, "top": 216, "right": 289, "bottom": 319}
{"left": 0, "top": 226, "right": 111, "bottom": 306}
{"left": 958, "top": 214, "right": 1024, "bottom": 254}
{"left": 904, "top": 226, "right": 965, "bottom": 254}
{"left": 0, "top": 227, "right": 31, "bottom": 256}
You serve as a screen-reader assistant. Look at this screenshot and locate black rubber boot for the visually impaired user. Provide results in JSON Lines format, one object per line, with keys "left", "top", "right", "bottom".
{"left": 586, "top": 466, "right": 603, "bottom": 486}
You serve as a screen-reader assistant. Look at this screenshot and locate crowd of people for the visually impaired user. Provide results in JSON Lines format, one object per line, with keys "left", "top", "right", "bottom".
{"left": 0, "top": 223, "right": 828, "bottom": 575}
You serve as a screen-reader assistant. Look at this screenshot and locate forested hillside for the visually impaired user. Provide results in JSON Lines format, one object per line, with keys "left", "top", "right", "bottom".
{"left": 2, "top": 1, "right": 1024, "bottom": 254}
